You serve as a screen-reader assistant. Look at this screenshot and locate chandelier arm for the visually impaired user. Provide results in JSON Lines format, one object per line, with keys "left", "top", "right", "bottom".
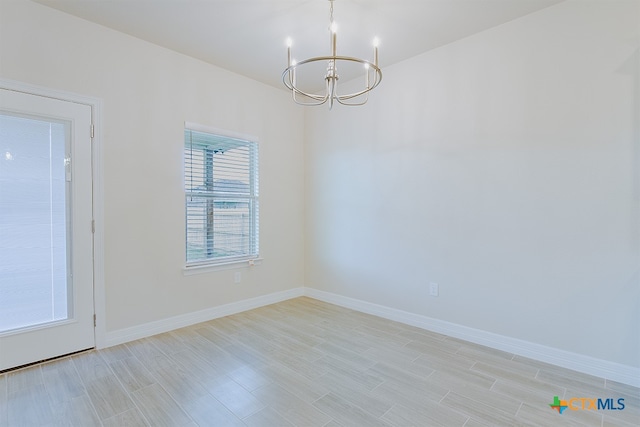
{"left": 288, "top": 68, "right": 295, "bottom": 89}
{"left": 289, "top": 74, "right": 331, "bottom": 106}
{"left": 292, "top": 87, "right": 328, "bottom": 101}
{"left": 284, "top": 73, "right": 330, "bottom": 102}
{"left": 332, "top": 72, "right": 382, "bottom": 101}
{"left": 293, "top": 89, "right": 330, "bottom": 106}
{"left": 335, "top": 93, "right": 369, "bottom": 106}
{"left": 292, "top": 98, "right": 329, "bottom": 106}
{"left": 335, "top": 73, "right": 382, "bottom": 98}
{"left": 334, "top": 80, "right": 371, "bottom": 105}
{"left": 335, "top": 84, "right": 378, "bottom": 101}
{"left": 283, "top": 57, "right": 382, "bottom": 95}
{"left": 283, "top": 65, "right": 332, "bottom": 101}
{"left": 328, "top": 79, "right": 335, "bottom": 110}
{"left": 293, "top": 87, "right": 330, "bottom": 102}
{"left": 282, "top": 56, "right": 382, "bottom": 107}
{"left": 293, "top": 92, "right": 329, "bottom": 104}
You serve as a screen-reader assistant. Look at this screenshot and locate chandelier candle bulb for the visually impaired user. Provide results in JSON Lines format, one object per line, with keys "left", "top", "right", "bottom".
{"left": 373, "top": 38, "right": 379, "bottom": 67}
{"left": 287, "top": 38, "right": 292, "bottom": 66}
{"left": 365, "top": 65, "right": 370, "bottom": 88}
{"left": 331, "top": 25, "right": 337, "bottom": 56}
{"left": 291, "top": 60, "right": 296, "bottom": 86}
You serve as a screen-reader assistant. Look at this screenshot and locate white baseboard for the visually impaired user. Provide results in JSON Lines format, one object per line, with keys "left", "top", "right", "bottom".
{"left": 101, "top": 285, "right": 638, "bottom": 387}
{"left": 304, "top": 288, "right": 640, "bottom": 388}
{"left": 103, "top": 287, "right": 304, "bottom": 348}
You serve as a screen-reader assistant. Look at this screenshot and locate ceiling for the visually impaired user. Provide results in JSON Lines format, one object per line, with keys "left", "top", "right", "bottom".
{"left": 33, "top": 0, "right": 564, "bottom": 91}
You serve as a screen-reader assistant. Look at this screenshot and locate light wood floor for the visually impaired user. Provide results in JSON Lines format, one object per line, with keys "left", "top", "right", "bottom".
{"left": 0, "top": 297, "right": 637, "bottom": 426}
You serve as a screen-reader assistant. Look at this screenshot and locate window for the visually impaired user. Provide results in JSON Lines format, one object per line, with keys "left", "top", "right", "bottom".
{"left": 184, "top": 125, "right": 259, "bottom": 266}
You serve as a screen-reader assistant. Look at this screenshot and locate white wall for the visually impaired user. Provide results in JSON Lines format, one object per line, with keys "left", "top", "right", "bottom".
{"left": 305, "top": 0, "right": 640, "bottom": 368}
{"left": 0, "top": 1, "right": 305, "bottom": 334}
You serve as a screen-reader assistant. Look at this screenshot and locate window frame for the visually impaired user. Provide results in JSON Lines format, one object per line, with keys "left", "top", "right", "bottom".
{"left": 183, "top": 122, "right": 259, "bottom": 270}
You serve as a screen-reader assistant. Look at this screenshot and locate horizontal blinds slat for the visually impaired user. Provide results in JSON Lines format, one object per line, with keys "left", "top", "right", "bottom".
{"left": 184, "top": 129, "right": 258, "bottom": 264}
{"left": 185, "top": 198, "right": 259, "bottom": 262}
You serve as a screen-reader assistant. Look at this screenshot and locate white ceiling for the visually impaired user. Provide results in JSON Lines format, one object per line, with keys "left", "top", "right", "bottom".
{"left": 33, "top": 0, "right": 564, "bottom": 90}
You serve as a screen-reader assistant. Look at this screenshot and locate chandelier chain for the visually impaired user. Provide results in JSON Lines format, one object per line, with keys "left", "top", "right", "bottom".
{"left": 329, "top": 0, "right": 334, "bottom": 27}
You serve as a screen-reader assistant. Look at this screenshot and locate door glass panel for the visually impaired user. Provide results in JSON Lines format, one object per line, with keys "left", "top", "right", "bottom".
{"left": 0, "top": 112, "right": 72, "bottom": 333}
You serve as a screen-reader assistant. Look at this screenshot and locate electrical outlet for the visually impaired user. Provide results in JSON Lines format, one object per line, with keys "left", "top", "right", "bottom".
{"left": 234, "top": 272, "right": 241, "bottom": 284}
{"left": 429, "top": 282, "right": 439, "bottom": 297}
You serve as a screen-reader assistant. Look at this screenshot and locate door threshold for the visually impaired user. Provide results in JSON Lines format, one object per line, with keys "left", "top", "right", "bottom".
{"left": 0, "top": 347, "right": 94, "bottom": 375}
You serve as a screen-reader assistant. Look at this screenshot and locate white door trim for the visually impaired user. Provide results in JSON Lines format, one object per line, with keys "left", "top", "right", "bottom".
{"left": 0, "top": 78, "right": 106, "bottom": 349}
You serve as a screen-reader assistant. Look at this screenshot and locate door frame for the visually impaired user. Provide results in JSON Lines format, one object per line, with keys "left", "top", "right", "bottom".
{"left": 0, "top": 78, "right": 106, "bottom": 349}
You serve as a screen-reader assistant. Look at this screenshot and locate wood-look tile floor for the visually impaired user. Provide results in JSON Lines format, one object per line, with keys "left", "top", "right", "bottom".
{"left": 0, "top": 297, "right": 638, "bottom": 426}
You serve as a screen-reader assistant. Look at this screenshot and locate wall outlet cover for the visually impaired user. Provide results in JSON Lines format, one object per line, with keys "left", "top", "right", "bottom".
{"left": 429, "top": 282, "right": 439, "bottom": 297}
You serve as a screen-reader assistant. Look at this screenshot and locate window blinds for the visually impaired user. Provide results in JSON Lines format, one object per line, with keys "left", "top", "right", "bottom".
{"left": 0, "top": 113, "right": 70, "bottom": 331}
{"left": 184, "top": 128, "right": 259, "bottom": 265}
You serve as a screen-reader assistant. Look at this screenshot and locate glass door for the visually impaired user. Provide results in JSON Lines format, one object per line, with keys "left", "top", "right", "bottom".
{"left": 0, "top": 87, "right": 94, "bottom": 370}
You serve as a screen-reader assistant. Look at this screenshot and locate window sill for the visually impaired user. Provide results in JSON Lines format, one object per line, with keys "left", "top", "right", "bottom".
{"left": 183, "top": 258, "right": 263, "bottom": 276}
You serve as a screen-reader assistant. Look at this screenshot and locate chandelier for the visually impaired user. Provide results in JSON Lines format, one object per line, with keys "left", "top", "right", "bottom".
{"left": 282, "top": 0, "right": 382, "bottom": 109}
